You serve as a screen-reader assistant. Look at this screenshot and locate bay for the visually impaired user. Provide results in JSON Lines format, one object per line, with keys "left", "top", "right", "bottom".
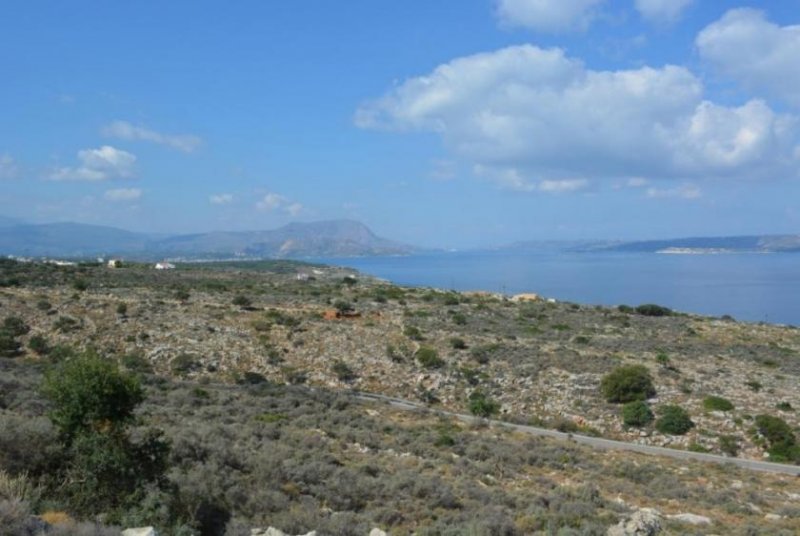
{"left": 319, "top": 251, "right": 800, "bottom": 326}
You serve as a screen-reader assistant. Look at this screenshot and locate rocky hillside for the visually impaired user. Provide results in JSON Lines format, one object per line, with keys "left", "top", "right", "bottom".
{"left": 1, "top": 259, "right": 799, "bottom": 534}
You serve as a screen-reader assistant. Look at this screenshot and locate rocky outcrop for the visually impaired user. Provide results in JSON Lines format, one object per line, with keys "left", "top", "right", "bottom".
{"left": 607, "top": 508, "right": 662, "bottom": 536}
{"left": 666, "top": 513, "right": 712, "bottom": 525}
{"left": 122, "top": 528, "right": 159, "bottom": 536}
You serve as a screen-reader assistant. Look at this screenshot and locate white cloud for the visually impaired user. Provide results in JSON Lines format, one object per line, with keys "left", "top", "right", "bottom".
{"left": 209, "top": 193, "right": 234, "bottom": 205}
{"left": 102, "top": 121, "right": 202, "bottom": 152}
{"left": 538, "top": 178, "right": 588, "bottom": 193}
{"left": 646, "top": 183, "right": 701, "bottom": 199}
{"left": 0, "top": 154, "right": 17, "bottom": 179}
{"left": 49, "top": 146, "right": 136, "bottom": 181}
{"left": 104, "top": 188, "right": 142, "bottom": 201}
{"left": 286, "top": 202, "right": 304, "bottom": 216}
{"left": 256, "top": 193, "right": 287, "bottom": 211}
{"left": 635, "top": 0, "right": 693, "bottom": 24}
{"left": 357, "top": 44, "right": 799, "bottom": 190}
{"left": 255, "top": 192, "right": 305, "bottom": 216}
{"left": 627, "top": 177, "right": 649, "bottom": 187}
{"left": 697, "top": 9, "right": 800, "bottom": 108}
{"left": 496, "top": 0, "right": 604, "bottom": 33}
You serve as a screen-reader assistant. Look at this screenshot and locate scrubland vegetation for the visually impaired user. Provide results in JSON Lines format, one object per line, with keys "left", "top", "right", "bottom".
{"left": 1, "top": 258, "right": 800, "bottom": 534}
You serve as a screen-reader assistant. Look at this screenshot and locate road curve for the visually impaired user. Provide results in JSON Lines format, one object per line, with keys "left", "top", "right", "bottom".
{"left": 353, "top": 391, "right": 800, "bottom": 477}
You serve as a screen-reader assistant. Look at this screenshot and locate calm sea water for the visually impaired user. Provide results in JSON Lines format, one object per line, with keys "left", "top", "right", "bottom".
{"left": 319, "top": 251, "right": 800, "bottom": 326}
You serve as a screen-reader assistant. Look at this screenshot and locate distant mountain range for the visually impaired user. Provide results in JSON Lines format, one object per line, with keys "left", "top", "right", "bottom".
{"left": 0, "top": 219, "right": 417, "bottom": 259}
{"left": 505, "top": 234, "right": 800, "bottom": 254}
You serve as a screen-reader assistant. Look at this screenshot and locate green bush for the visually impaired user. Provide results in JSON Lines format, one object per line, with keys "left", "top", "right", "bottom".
{"left": 754, "top": 414, "right": 800, "bottom": 463}
{"left": 600, "top": 365, "right": 656, "bottom": 403}
{"left": 416, "top": 347, "right": 444, "bottom": 369}
{"left": 404, "top": 325, "right": 424, "bottom": 341}
{"left": 331, "top": 360, "right": 357, "bottom": 382}
{"left": 41, "top": 352, "right": 145, "bottom": 440}
{"left": 28, "top": 334, "right": 50, "bottom": 355}
{"left": 703, "top": 395, "right": 734, "bottom": 412}
{"left": 635, "top": 304, "right": 673, "bottom": 317}
{"left": 2, "top": 316, "right": 29, "bottom": 337}
{"left": 655, "top": 405, "right": 694, "bottom": 435}
{"left": 232, "top": 294, "right": 252, "bottom": 308}
{"left": 622, "top": 400, "right": 654, "bottom": 427}
{"left": 116, "top": 303, "right": 128, "bottom": 316}
{"left": 468, "top": 391, "right": 500, "bottom": 418}
{"left": 0, "top": 332, "right": 22, "bottom": 358}
{"left": 449, "top": 337, "right": 467, "bottom": 350}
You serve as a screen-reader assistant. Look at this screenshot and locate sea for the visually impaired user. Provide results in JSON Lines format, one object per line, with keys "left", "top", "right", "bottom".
{"left": 318, "top": 251, "right": 800, "bottom": 326}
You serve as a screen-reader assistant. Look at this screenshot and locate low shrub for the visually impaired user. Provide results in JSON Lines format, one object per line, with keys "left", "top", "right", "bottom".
{"left": 655, "top": 405, "right": 694, "bottom": 435}
{"left": 622, "top": 400, "right": 654, "bottom": 427}
{"left": 635, "top": 304, "right": 673, "bottom": 317}
{"left": 600, "top": 364, "right": 656, "bottom": 403}
{"left": 468, "top": 391, "right": 500, "bottom": 418}
{"left": 416, "top": 347, "right": 444, "bottom": 369}
{"left": 703, "top": 395, "right": 734, "bottom": 412}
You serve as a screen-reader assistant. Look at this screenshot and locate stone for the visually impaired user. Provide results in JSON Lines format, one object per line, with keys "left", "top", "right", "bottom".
{"left": 251, "top": 529, "right": 317, "bottom": 536}
{"left": 369, "top": 530, "right": 388, "bottom": 536}
{"left": 666, "top": 513, "right": 712, "bottom": 525}
{"left": 122, "top": 529, "right": 158, "bottom": 536}
{"left": 607, "top": 508, "right": 662, "bottom": 536}
{"left": 765, "top": 513, "right": 783, "bottom": 521}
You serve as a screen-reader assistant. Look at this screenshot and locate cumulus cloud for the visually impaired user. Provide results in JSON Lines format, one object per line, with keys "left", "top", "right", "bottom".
{"left": 104, "top": 188, "right": 142, "bottom": 201}
{"left": 697, "top": 9, "right": 800, "bottom": 108}
{"left": 209, "top": 193, "right": 234, "bottom": 205}
{"left": 102, "top": 121, "right": 202, "bottom": 152}
{"left": 256, "top": 193, "right": 287, "bottom": 211}
{"left": 0, "top": 154, "right": 18, "bottom": 179}
{"left": 255, "top": 193, "right": 304, "bottom": 216}
{"left": 286, "top": 202, "right": 304, "bottom": 216}
{"left": 645, "top": 183, "right": 701, "bottom": 199}
{"left": 356, "top": 44, "right": 799, "bottom": 190}
{"left": 635, "top": 0, "right": 693, "bottom": 24}
{"left": 49, "top": 146, "right": 136, "bottom": 181}
{"left": 496, "top": 0, "right": 604, "bottom": 32}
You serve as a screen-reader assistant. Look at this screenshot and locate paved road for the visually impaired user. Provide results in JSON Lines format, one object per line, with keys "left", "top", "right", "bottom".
{"left": 354, "top": 391, "right": 800, "bottom": 477}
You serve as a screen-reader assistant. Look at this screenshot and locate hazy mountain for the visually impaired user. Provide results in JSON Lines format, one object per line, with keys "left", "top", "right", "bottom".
{"left": 502, "top": 235, "right": 800, "bottom": 254}
{"left": 598, "top": 235, "right": 800, "bottom": 253}
{"left": 0, "top": 222, "right": 154, "bottom": 257}
{"left": 152, "top": 220, "right": 416, "bottom": 258}
{"left": 0, "top": 219, "right": 416, "bottom": 259}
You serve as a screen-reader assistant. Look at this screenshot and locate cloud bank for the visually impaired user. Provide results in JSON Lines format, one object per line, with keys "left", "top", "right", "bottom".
{"left": 102, "top": 121, "right": 202, "bottom": 153}
{"left": 496, "top": 0, "right": 604, "bottom": 33}
{"left": 357, "top": 45, "right": 799, "bottom": 191}
{"left": 50, "top": 146, "right": 136, "bottom": 181}
{"left": 697, "top": 9, "right": 800, "bottom": 108}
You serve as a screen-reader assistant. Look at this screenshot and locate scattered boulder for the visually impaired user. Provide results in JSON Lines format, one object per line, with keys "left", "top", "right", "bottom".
{"left": 251, "top": 529, "right": 317, "bottom": 536}
{"left": 369, "top": 530, "right": 388, "bottom": 536}
{"left": 666, "top": 513, "right": 712, "bottom": 525}
{"left": 122, "top": 528, "right": 159, "bottom": 536}
{"left": 607, "top": 508, "right": 662, "bottom": 536}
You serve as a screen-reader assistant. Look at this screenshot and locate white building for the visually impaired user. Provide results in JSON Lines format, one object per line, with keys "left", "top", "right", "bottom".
{"left": 154, "top": 262, "right": 176, "bottom": 270}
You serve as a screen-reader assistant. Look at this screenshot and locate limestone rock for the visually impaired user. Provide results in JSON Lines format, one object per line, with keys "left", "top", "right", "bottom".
{"left": 369, "top": 530, "right": 388, "bottom": 536}
{"left": 251, "top": 529, "right": 317, "bottom": 536}
{"left": 122, "top": 528, "right": 159, "bottom": 536}
{"left": 607, "top": 508, "right": 662, "bottom": 536}
{"left": 666, "top": 513, "right": 712, "bottom": 525}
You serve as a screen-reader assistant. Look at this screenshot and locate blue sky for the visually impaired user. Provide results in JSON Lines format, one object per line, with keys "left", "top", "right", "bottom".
{"left": 1, "top": 1, "right": 799, "bottom": 248}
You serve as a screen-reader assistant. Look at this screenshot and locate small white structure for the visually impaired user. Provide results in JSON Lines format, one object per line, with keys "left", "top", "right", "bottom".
{"left": 154, "top": 262, "right": 176, "bottom": 270}
{"left": 108, "top": 259, "right": 122, "bottom": 268}
{"left": 296, "top": 273, "right": 310, "bottom": 281}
